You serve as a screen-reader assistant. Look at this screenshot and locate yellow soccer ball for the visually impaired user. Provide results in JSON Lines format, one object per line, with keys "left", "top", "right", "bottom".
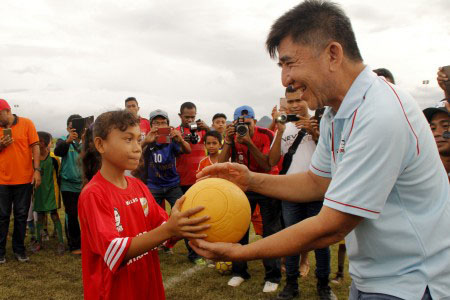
{"left": 215, "top": 261, "right": 232, "bottom": 275}
{"left": 181, "top": 178, "right": 251, "bottom": 243}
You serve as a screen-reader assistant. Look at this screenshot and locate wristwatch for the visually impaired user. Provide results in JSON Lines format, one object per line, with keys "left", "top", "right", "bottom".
{"left": 34, "top": 167, "right": 42, "bottom": 172}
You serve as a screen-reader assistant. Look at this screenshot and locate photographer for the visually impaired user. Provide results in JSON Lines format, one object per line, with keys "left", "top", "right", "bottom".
{"left": 268, "top": 87, "right": 334, "bottom": 299}
{"left": 175, "top": 101, "right": 209, "bottom": 265}
{"left": 218, "top": 105, "right": 282, "bottom": 293}
{"left": 54, "top": 114, "right": 83, "bottom": 255}
{"left": 141, "top": 110, "right": 190, "bottom": 209}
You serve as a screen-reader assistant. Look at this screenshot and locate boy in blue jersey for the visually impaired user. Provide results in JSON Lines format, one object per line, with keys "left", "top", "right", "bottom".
{"left": 141, "top": 110, "right": 191, "bottom": 209}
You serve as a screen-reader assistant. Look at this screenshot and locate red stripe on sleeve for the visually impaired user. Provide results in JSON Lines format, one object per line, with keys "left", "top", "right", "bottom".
{"left": 325, "top": 197, "right": 380, "bottom": 214}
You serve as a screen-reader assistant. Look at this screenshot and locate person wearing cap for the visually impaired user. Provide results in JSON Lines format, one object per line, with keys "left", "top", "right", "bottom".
{"left": 218, "top": 105, "right": 282, "bottom": 293}
{"left": 137, "top": 109, "right": 191, "bottom": 254}
{"left": 423, "top": 105, "right": 450, "bottom": 177}
{"left": 140, "top": 109, "right": 190, "bottom": 209}
{"left": 0, "top": 99, "right": 41, "bottom": 263}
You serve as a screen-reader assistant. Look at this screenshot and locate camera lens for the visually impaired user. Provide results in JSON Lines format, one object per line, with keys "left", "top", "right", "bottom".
{"left": 236, "top": 124, "right": 248, "bottom": 137}
{"left": 277, "top": 114, "right": 287, "bottom": 124}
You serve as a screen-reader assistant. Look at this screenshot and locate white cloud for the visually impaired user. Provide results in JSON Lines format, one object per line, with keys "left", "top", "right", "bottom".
{"left": 1, "top": 0, "right": 449, "bottom": 137}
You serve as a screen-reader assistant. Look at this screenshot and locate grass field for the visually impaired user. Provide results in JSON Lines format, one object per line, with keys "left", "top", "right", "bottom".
{"left": 0, "top": 215, "right": 351, "bottom": 300}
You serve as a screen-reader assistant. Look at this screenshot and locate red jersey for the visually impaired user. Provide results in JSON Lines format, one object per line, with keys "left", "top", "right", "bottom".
{"left": 78, "top": 172, "right": 168, "bottom": 300}
{"left": 231, "top": 126, "right": 279, "bottom": 174}
{"left": 175, "top": 126, "right": 206, "bottom": 186}
{"left": 197, "top": 156, "right": 214, "bottom": 174}
{"left": 140, "top": 117, "right": 151, "bottom": 136}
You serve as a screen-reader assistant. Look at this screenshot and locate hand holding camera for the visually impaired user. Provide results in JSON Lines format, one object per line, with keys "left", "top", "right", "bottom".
{"left": 66, "top": 128, "right": 79, "bottom": 144}
{"left": 183, "top": 122, "right": 200, "bottom": 144}
{"left": 0, "top": 134, "right": 14, "bottom": 151}
{"left": 144, "top": 128, "right": 158, "bottom": 145}
{"left": 295, "top": 116, "right": 320, "bottom": 141}
{"left": 170, "top": 127, "right": 183, "bottom": 143}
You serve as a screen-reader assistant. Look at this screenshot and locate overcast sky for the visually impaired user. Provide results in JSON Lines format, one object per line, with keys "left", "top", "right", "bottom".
{"left": 1, "top": 0, "right": 449, "bottom": 137}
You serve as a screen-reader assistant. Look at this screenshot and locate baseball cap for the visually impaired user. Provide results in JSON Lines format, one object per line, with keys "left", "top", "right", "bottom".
{"left": 149, "top": 109, "right": 169, "bottom": 123}
{"left": 233, "top": 105, "right": 255, "bottom": 121}
{"left": 0, "top": 99, "right": 11, "bottom": 111}
{"left": 423, "top": 104, "right": 449, "bottom": 123}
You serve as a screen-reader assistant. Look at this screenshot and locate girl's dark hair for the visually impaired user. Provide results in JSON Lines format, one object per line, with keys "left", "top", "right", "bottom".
{"left": 80, "top": 110, "right": 139, "bottom": 185}
{"left": 37, "top": 131, "right": 52, "bottom": 146}
{"left": 204, "top": 130, "right": 223, "bottom": 144}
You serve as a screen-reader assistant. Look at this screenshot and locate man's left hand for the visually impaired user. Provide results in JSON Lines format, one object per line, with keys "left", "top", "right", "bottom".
{"left": 170, "top": 127, "right": 183, "bottom": 142}
{"left": 189, "top": 239, "right": 243, "bottom": 261}
{"left": 32, "top": 170, "right": 41, "bottom": 188}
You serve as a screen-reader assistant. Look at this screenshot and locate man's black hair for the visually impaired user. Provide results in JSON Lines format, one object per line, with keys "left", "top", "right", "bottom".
{"left": 180, "top": 102, "right": 197, "bottom": 114}
{"left": 373, "top": 68, "right": 395, "bottom": 84}
{"left": 266, "top": 0, "right": 363, "bottom": 62}
{"left": 204, "top": 130, "right": 223, "bottom": 144}
{"left": 37, "top": 131, "right": 52, "bottom": 146}
{"left": 212, "top": 113, "right": 227, "bottom": 122}
{"left": 67, "top": 114, "right": 82, "bottom": 126}
{"left": 125, "top": 97, "right": 138, "bottom": 105}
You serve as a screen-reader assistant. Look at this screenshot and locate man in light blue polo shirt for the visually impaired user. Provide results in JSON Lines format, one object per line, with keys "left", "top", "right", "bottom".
{"left": 190, "top": 1, "right": 450, "bottom": 300}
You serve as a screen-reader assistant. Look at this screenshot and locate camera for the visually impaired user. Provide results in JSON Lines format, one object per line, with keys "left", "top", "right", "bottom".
{"left": 235, "top": 117, "right": 248, "bottom": 137}
{"left": 184, "top": 122, "right": 200, "bottom": 144}
{"left": 276, "top": 114, "right": 300, "bottom": 124}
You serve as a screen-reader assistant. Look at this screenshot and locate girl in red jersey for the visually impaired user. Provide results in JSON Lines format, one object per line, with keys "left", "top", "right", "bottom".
{"left": 78, "top": 110, "right": 209, "bottom": 300}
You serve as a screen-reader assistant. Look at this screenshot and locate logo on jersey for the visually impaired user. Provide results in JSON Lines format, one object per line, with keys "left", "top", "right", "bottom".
{"left": 114, "top": 208, "right": 123, "bottom": 233}
{"left": 140, "top": 198, "right": 149, "bottom": 217}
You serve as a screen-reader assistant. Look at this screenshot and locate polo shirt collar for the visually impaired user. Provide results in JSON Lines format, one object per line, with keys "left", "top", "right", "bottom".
{"left": 333, "top": 65, "right": 377, "bottom": 120}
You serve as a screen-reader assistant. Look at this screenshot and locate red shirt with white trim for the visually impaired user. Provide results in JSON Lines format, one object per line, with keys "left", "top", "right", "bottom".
{"left": 231, "top": 126, "right": 279, "bottom": 174}
{"left": 175, "top": 126, "right": 206, "bottom": 186}
{"left": 78, "top": 172, "right": 168, "bottom": 300}
{"left": 140, "top": 117, "right": 151, "bottom": 136}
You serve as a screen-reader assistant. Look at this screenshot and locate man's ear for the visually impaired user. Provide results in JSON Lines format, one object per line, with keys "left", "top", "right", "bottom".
{"left": 94, "top": 137, "right": 105, "bottom": 154}
{"left": 326, "top": 41, "right": 344, "bottom": 72}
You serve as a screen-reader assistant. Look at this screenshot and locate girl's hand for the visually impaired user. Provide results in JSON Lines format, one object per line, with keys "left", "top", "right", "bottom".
{"left": 166, "top": 196, "right": 210, "bottom": 239}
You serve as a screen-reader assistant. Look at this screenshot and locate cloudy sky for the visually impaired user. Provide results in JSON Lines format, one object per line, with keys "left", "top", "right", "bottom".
{"left": 1, "top": 0, "right": 449, "bottom": 136}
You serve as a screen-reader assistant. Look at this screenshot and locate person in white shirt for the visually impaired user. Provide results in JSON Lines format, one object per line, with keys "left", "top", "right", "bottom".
{"left": 268, "top": 86, "right": 334, "bottom": 300}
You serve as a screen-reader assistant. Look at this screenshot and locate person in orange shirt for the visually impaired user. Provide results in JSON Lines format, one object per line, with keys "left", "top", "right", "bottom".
{"left": 0, "top": 99, "right": 41, "bottom": 263}
{"left": 197, "top": 131, "right": 222, "bottom": 174}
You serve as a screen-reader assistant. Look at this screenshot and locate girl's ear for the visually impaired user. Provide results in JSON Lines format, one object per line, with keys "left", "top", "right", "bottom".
{"left": 94, "top": 136, "right": 105, "bottom": 154}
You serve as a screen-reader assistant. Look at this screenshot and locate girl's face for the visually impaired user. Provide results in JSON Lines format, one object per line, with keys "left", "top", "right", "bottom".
{"left": 96, "top": 125, "right": 142, "bottom": 171}
{"left": 205, "top": 136, "right": 220, "bottom": 155}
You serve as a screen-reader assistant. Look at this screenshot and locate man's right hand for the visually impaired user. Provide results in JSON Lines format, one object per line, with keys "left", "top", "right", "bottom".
{"left": 144, "top": 128, "right": 158, "bottom": 145}
{"left": 196, "top": 162, "right": 252, "bottom": 192}
{"left": 273, "top": 110, "right": 287, "bottom": 132}
{"left": 224, "top": 124, "right": 236, "bottom": 144}
{"left": 0, "top": 135, "right": 14, "bottom": 150}
{"left": 66, "top": 129, "right": 79, "bottom": 144}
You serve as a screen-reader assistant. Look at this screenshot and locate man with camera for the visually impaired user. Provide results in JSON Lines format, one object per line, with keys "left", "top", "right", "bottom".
{"left": 54, "top": 114, "right": 84, "bottom": 255}
{"left": 141, "top": 109, "right": 191, "bottom": 208}
{"left": 218, "top": 105, "right": 282, "bottom": 293}
{"left": 0, "top": 99, "right": 40, "bottom": 263}
{"left": 175, "top": 101, "right": 209, "bottom": 264}
{"left": 268, "top": 87, "right": 334, "bottom": 299}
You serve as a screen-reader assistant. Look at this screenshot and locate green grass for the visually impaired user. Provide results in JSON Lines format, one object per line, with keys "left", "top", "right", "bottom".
{"left": 0, "top": 215, "right": 350, "bottom": 300}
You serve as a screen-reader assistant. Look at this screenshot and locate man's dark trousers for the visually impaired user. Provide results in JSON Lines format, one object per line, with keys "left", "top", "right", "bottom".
{"left": 0, "top": 184, "right": 33, "bottom": 256}
{"left": 232, "top": 191, "right": 282, "bottom": 283}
